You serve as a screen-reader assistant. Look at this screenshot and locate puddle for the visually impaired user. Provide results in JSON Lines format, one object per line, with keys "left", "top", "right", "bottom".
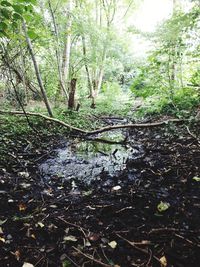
{"left": 39, "top": 131, "right": 140, "bottom": 184}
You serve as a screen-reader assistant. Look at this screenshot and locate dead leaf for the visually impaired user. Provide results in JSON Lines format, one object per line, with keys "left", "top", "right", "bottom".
{"left": 112, "top": 186, "right": 121, "bottom": 191}
{"left": 0, "top": 227, "right": 3, "bottom": 234}
{"left": 18, "top": 172, "right": 30, "bottom": 178}
{"left": 20, "top": 183, "right": 31, "bottom": 189}
{"left": 14, "top": 250, "right": 21, "bottom": 261}
{"left": 0, "top": 237, "right": 5, "bottom": 243}
{"left": 31, "top": 234, "right": 36, "bottom": 240}
{"left": 0, "top": 219, "right": 7, "bottom": 226}
{"left": 37, "top": 222, "right": 45, "bottom": 228}
{"left": 18, "top": 203, "right": 27, "bottom": 211}
{"left": 22, "top": 263, "right": 34, "bottom": 267}
{"left": 108, "top": 241, "right": 117, "bottom": 249}
{"left": 83, "top": 190, "right": 93, "bottom": 196}
{"left": 88, "top": 233, "right": 100, "bottom": 241}
{"left": 63, "top": 235, "right": 77, "bottom": 242}
{"left": 49, "top": 205, "right": 57, "bottom": 209}
{"left": 193, "top": 176, "right": 200, "bottom": 182}
{"left": 160, "top": 256, "right": 167, "bottom": 267}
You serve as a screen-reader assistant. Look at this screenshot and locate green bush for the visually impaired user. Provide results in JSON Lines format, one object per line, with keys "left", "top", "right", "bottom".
{"left": 136, "top": 87, "right": 199, "bottom": 118}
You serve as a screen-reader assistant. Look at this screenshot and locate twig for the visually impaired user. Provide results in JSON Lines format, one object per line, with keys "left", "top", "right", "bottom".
{"left": 64, "top": 254, "right": 80, "bottom": 267}
{"left": 149, "top": 228, "right": 180, "bottom": 234}
{"left": 116, "top": 234, "right": 160, "bottom": 264}
{"left": 57, "top": 216, "right": 88, "bottom": 237}
{"left": 72, "top": 246, "right": 112, "bottom": 267}
{"left": 175, "top": 233, "right": 200, "bottom": 248}
{"left": 85, "top": 137, "right": 125, "bottom": 145}
{"left": 186, "top": 126, "right": 200, "bottom": 144}
{"left": 116, "top": 234, "right": 151, "bottom": 246}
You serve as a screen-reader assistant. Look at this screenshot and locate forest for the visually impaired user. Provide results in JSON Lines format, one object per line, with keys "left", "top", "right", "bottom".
{"left": 0, "top": 0, "right": 200, "bottom": 266}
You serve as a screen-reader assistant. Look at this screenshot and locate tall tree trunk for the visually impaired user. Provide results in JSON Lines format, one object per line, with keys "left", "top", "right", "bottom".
{"left": 81, "top": 35, "right": 96, "bottom": 105}
{"left": 62, "top": 0, "right": 72, "bottom": 91}
{"left": 19, "top": 42, "right": 28, "bottom": 104}
{"left": 48, "top": 0, "right": 68, "bottom": 101}
{"left": 68, "top": 78, "right": 77, "bottom": 109}
{"left": 97, "top": 46, "right": 106, "bottom": 93}
{"left": 22, "top": 21, "right": 53, "bottom": 117}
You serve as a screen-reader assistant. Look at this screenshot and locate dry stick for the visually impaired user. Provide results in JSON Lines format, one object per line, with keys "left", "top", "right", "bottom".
{"left": 149, "top": 228, "right": 183, "bottom": 234}
{"left": 64, "top": 254, "right": 80, "bottom": 267}
{"left": 174, "top": 233, "right": 200, "bottom": 248}
{"left": 72, "top": 246, "right": 112, "bottom": 267}
{"left": 116, "top": 234, "right": 161, "bottom": 264}
{"left": 0, "top": 110, "right": 194, "bottom": 136}
{"left": 186, "top": 125, "right": 200, "bottom": 144}
{"left": 58, "top": 216, "right": 88, "bottom": 237}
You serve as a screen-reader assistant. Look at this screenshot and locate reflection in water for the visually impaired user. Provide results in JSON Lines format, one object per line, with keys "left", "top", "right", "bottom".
{"left": 39, "top": 132, "right": 136, "bottom": 184}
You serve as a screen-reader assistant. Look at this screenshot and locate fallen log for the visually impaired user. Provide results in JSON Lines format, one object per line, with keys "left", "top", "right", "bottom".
{"left": 0, "top": 110, "right": 196, "bottom": 136}
{"left": 0, "top": 110, "right": 87, "bottom": 134}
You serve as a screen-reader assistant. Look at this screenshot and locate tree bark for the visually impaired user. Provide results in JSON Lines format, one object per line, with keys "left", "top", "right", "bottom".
{"left": 81, "top": 35, "right": 97, "bottom": 108}
{"left": 62, "top": 0, "right": 72, "bottom": 91}
{"left": 48, "top": 0, "right": 68, "bottom": 100}
{"left": 22, "top": 21, "right": 53, "bottom": 117}
{"left": 68, "top": 78, "right": 77, "bottom": 109}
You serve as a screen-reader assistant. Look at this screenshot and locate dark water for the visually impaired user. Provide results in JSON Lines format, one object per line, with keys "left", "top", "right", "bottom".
{"left": 39, "top": 131, "right": 142, "bottom": 185}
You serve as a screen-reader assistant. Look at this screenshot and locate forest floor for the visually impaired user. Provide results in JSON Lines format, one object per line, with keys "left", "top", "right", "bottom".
{"left": 0, "top": 114, "right": 200, "bottom": 267}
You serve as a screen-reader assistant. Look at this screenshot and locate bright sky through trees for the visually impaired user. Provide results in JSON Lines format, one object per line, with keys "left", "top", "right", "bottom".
{"left": 134, "top": 0, "right": 173, "bottom": 32}
{"left": 130, "top": 0, "right": 194, "bottom": 56}
{"left": 133, "top": 0, "right": 194, "bottom": 32}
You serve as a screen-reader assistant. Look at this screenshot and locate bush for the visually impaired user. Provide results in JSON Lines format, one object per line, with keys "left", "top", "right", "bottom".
{"left": 136, "top": 87, "right": 199, "bottom": 118}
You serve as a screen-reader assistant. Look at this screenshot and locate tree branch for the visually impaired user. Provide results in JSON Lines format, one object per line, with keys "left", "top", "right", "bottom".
{"left": 0, "top": 110, "right": 195, "bottom": 136}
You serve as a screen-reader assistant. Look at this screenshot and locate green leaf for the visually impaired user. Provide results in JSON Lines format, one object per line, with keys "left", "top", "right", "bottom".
{"left": 157, "top": 201, "right": 170, "bottom": 212}
{"left": 13, "top": 12, "right": 23, "bottom": 20}
{"left": 1, "top": 7, "right": 12, "bottom": 19}
{"left": 0, "top": 21, "right": 8, "bottom": 31}
{"left": 62, "top": 260, "right": 71, "bottom": 267}
{"left": 27, "top": 30, "right": 37, "bottom": 39}
{"left": 1, "top": 1, "right": 12, "bottom": 7}
{"left": 23, "top": 13, "right": 33, "bottom": 22}
{"left": 12, "top": 4, "right": 24, "bottom": 14}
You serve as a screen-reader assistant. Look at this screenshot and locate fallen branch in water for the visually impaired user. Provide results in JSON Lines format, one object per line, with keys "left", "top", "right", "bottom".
{"left": 0, "top": 110, "right": 196, "bottom": 136}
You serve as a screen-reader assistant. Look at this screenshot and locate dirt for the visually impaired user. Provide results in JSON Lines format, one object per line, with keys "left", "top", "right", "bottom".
{"left": 0, "top": 119, "right": 200, "bottom": 267}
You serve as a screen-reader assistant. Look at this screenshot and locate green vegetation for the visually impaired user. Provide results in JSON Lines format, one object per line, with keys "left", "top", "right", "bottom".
{"left": 0, "top": 0, "right": 199, "bottom": 128}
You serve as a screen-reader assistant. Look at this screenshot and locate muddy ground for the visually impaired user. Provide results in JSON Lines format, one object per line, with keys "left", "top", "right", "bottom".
{"left": 0, "top": 118, "right": 200, "bottom": 267}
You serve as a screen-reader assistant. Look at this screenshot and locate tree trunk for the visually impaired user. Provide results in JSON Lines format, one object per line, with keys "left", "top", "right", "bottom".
{"left": 81, "top": 35, "right": 94, "bottom": 97}
{"left": 62, "top": 0, "right": 72, "bottom": 92}
{"left": 19, "top": 42, "right": 29, "bottom": 104}
{"left": 22, "top": 21, "right": 53, "bottom": 117}
{"left": 68, "top": 78, "right": 77, "bottom": 109}
{"left": 48, "top": 0, "right": 68, "bottom": 101}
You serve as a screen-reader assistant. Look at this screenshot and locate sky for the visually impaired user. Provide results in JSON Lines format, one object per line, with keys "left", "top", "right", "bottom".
{"left": 130, "top": 0, "right": 193, "bottom": 57}
{"left": 133, "top": 0, "right": 173, "bottom": 32}
{"left": 132, "top": 0, "right": 194, "bottom": 32}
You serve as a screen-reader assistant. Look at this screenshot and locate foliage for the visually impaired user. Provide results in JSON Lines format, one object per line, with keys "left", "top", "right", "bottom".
{"left": 0, "top": 0, "right": 36, "bottom": 36}
{"left": 0, "top": 0, "right": 199, "bottom": 122}
{"left": 135, "top": 87, "right": 199, "bottom": 118}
